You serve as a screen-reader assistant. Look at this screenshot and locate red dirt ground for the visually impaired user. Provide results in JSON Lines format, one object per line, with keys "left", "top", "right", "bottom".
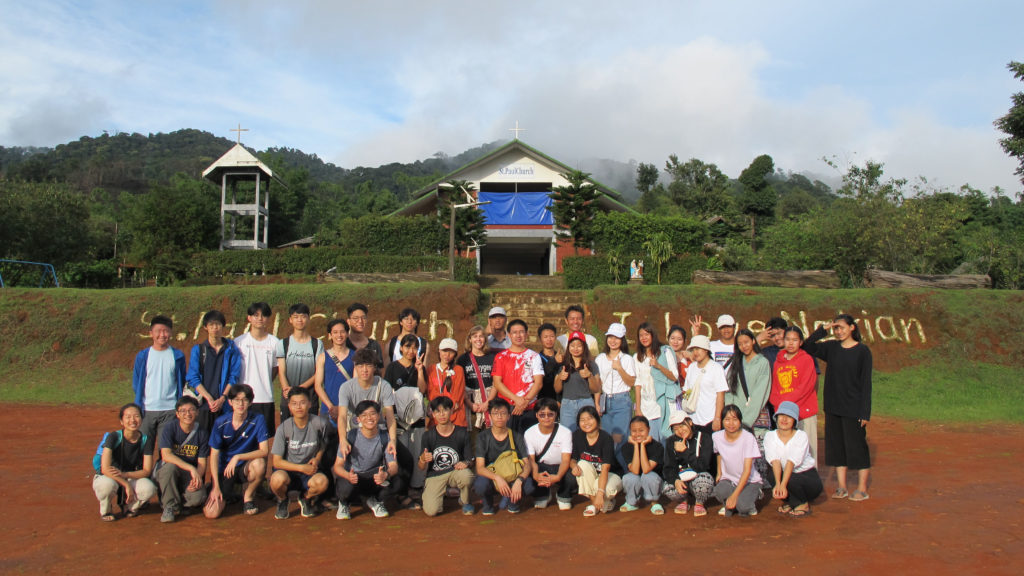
{"left": 1, "top": 407, "right": 1021, "bottom": 575}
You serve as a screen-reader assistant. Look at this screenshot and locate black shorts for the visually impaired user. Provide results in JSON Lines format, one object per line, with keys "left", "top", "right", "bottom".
{"left": 218, "top": 461, "right": 253, "bottom": 498}
{"left": 824, "top": 413, "right": 871, "bottom": 469}
{"left": 251, "top": 402, "right": 277, "bottom": 437}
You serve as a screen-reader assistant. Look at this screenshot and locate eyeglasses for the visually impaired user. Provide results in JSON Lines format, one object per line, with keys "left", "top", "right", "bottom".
{"left": 536, "top": 412, "right": 557, "bottom": 419}
{"left": 229, "top": 397, "right": 250, "bottom": 404}
{"left": 177, "top": 408, "right": 197, "bottom": 415}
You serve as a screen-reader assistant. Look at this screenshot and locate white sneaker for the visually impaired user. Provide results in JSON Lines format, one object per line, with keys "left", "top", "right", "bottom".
{"left": 335, "top": 503, "right": 350, "bottom": 520}
{"left": 557, "top": 500, "right": 572, "bottom": 511}
{"left": 367, "top": 497, "right": 389, "bottom": 518}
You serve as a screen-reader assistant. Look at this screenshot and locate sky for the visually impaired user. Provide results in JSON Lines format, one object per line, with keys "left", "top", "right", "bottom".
{"left": 1, "top": 0, "right": 1021, "bottom": 194}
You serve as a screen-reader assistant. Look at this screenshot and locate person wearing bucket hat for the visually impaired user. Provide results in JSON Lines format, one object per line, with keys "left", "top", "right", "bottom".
{"left": 678, "top": 333, "right": 728, "bottom": 495}
{"left": 661, "top": 413, "right": 715, "bottom": 515}
{"left": 426, "top": 338, "right": 467, "bottom": 428}
{"left": 764, "top": 400, "right": 822, "bottom": 517}
{"left": 595, "top": 322, "right": 636, "bottom": 468}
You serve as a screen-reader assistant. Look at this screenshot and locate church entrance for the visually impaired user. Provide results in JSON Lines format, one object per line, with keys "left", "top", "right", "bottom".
{"left": 479, "top": 237, "right": 552, "bottom": 275}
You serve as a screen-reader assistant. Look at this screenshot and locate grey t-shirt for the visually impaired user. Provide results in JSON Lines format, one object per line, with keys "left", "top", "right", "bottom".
{"left": 562, "top": 361, "right": 599, "bottom": 400}
{"left": 338, "top": 377, "right": 396, "bottom": 431}
{"left": 271, "top": 417, "right": 327, "bottom": 466}
{"left": 343, "top": 429, "right": 396, "bottom": 474}
{"left": 276, "top": 337, "right": 323, "bottom": 392}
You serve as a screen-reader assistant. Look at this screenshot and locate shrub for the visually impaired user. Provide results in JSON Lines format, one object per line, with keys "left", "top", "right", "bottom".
{"left": 591, "top": 213, "right": 708, "bottom": 258}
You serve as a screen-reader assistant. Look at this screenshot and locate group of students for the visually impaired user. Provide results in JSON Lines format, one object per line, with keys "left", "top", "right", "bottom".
{"left": 92, "top": 302, "right": 873, "bottom": 522}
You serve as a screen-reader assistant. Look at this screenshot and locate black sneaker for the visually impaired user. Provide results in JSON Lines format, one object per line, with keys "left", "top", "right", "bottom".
{"left": 299, "top": 497, "right": 316, "bottom": 518}
{"left": 275, "top": 499, "right": 289, "bottom": 520}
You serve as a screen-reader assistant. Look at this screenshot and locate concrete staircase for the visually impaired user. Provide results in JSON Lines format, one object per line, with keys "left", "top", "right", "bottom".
{"left": 487, "top": 289, "right": 587, "bottom": 343}
{"left": 479, "top": 274, "right": 565, "bottom": 290}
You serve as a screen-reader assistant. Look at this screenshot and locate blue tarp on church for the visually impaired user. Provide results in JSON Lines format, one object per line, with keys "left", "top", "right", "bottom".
{"left": 478, "top": 191, "right": 554, "bottom": 225}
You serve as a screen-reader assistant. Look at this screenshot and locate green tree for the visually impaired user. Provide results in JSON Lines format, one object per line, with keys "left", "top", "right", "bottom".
{"left": 642, "top": 232, "right": 674, "bottom": 284}
{"left": 995, "top": 61, "right": 1024, "bottom": 189}
{"left": 635, "top": 162, "right": 659, "bottom": 194}
{"left": 123, "top": 174, "right": 219, "bottom": 281}
{"left": 0, "top": 181, "right": 91, "bottom": 266}
{"left": 548, "top": 170, "right": 599, "bottom": 253}
{"left": 664, "top": 155, "right": 734, "bottom": 218}
{"left": 737, "top": 154, "right": 777, "bottom": 250}
{"left": 438, "top": 179, "right": 487, "bottom": 254}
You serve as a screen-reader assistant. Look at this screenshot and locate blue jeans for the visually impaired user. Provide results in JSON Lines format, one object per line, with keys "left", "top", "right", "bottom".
{"left": 602, "top": 392, "right": 633, "bottom": 470}
{"left": 560, "top": 397, "right": 595, "bottom": 432}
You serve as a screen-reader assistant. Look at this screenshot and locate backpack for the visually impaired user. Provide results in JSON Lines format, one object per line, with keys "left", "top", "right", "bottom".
{"left": 92, "top": 430, "right": 148, "bottom": 474}
{"left": 282, "top": 336, "right": 321, "bottom": 361}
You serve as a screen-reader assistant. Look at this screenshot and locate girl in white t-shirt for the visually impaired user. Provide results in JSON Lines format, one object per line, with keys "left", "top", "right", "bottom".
{"left": 594, "top": 323, "right": 636, "bottom": 463}
{"left": 764, "top": 400, "right": 823, "bottom": 517}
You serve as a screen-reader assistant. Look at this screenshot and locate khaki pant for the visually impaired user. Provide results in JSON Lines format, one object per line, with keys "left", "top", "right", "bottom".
{"left": 575, "top": 460, "right": 622, "bottom": 499}
{"left": 155, "top": 463, "right": 207, "bottom": 511}
{"left": 421, "top": 468, "right": 474, "bottom": 517}
{"left": 800, "top": 415, "right": 818, "bottom": 464}
{"left": 92, "top": 475, "right": 157, "bottom": 516}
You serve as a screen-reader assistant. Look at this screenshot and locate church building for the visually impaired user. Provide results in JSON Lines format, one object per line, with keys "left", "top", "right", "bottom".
{"left": 392, "top": 139, "right": 632, "bottom": 275}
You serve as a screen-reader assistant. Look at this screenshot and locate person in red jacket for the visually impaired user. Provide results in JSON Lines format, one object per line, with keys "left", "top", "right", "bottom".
{"left": 769, "top": 326, "right": 819, "bottom": 463}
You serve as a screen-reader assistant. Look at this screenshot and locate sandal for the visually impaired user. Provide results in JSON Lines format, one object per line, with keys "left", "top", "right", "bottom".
{"left": 849, "top": 490, "right": 870, "bottom": 502}
{"left": 693, "top": 503, "right": 707, "bottom": 517}
{"left": 583, "top": 505, "right": 597, "bottom": 517}
{"left": 101, "top": 513, "right": 117, "bottom": 522}
{"left": 124, "top": 509, "right": 139, "bottom": 519}
{"left": 831, "top": 488, "right": 849, "bottom": 499}
{"left": 777, "top": 504, "right": 793, "bottom": 514}
{"left": 403, "top": 499, "right": 422, "bottom": 511}
{"left": 650, "top": 503, "right": 665, "bottom": 515}
{"left": 243, "top": 501, "right": 259, "bottom": 515}
{"left": 674, "top": 501, "right": 689, "bottom": 515}
{"left": 788, "top": 507, "right": 812, "bottom": 517}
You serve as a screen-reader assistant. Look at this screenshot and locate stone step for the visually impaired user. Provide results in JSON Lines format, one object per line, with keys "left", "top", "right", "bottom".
{"left": 479, "top": 274, "right": 565, "bottom": 290}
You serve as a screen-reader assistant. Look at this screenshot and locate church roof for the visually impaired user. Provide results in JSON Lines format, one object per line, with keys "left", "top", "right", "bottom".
{"left": 202, "top": 143, "right": 283, "bottom": 184}
{"left": 392, "top": 140, "right": 634, "bottom": 216}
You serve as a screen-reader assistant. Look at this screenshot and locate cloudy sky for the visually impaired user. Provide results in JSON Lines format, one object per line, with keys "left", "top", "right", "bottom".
{"left": 2, "top": 0, "right": 1021, "bottom": 193}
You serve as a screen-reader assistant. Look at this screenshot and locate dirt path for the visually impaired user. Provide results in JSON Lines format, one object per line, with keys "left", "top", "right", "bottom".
{"left": 1, "top": 407, "right": 1020, "bottom": 575}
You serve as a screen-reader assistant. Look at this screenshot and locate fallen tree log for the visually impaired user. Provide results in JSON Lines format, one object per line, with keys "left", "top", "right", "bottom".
{"left": 864, "top": 269, "right": 991, "bottom": 289}
{"left": 692, "top": 270, "right": 840, "bottom": 289}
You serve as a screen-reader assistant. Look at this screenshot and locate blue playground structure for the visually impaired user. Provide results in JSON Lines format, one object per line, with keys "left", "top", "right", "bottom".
{"left": 0, "top": 259, "right": 60, "bottom": 288}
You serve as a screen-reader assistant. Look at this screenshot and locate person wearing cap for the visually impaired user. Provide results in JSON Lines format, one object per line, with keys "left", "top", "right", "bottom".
{"left": 595, "top": 322, "right": 637, "bottom": 468}
{"left": 710, "top": 314, "right": 738, "bottom": 367}
{"left": 679, "top": 334, "right": 728, "bottom": 472}
{"left": 426, "top": 338, "right": 468, "bottom": 428}
{"left": 661, "top": 414, "right": 715, "bottom": 516}
{"left": 492, "top": 319, "right": 544, "bottom": 432}
{"left": 555, "top": 330, "right": 601, "bottom": 432}
{"left": 763, "top": 400, "right": 822, "bottom": 517}
{"left": 485, "top": 307, "right": 511, "bottom": 351}
{"left": 556, "top": 305, "right": 600, "bottom": 357}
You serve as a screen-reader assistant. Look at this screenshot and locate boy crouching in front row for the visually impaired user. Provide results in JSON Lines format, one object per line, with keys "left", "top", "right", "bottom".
{"left": 269, "top": 387, "right": 329, "bottom": 519}
{"left": 206, "top": 384, "right": 270, "bottom": 518}
{"left": 333, "top": 400, "right": 399, "bottom": 519}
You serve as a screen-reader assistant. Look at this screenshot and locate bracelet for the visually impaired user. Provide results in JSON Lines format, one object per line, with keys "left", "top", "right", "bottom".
{"left": 596, "top": 488, "right": 605, "bottom": 494}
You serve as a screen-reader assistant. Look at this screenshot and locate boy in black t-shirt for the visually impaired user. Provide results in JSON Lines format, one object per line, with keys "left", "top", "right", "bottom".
{"left": 472, "top": 398, "right": 534, "bottom": 515}
{"left": 418, "top": 396, "right": 474, "bottom": 516}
